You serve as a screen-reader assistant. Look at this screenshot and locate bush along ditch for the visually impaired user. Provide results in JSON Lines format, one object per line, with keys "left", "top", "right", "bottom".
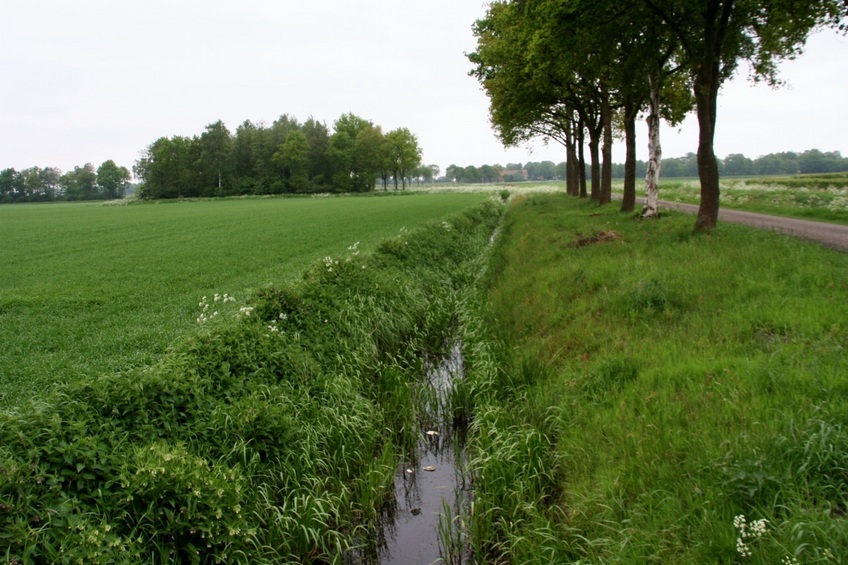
{"left": 0, "top": 198, "right": 504, "bottom": 563}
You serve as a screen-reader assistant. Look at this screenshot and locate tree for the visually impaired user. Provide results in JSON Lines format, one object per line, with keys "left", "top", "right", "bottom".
{"left": 301, "top": 118, "right": 331, "bottom": 190}
{"left": 97, "top": 160, "right": 131, "bottom": 199}
{"left": 642, "top": 0, "right": 846, "bottom": 230}
{"left": 470, "top": 1, "right": 652, "bottom": 205}
{"left": 469, "top": 1, "right": 585, "bottom": 195}
{"left": 39, "top": 167, "right": 62, "bottom": 201}
{"left": 134, "top": 136, "right": 197, "bottom": 199}
{"left": 478, "top": 164, "right": 496, "bottom": 183}
{"left": 197, "top": 120, "right": 232, "bottom": 195}
{"left": 231, "top": 120, "right": 260, "bottom": 193}
{"left": 61, "top": 163, "right": 98, "bottom": 201}
{"left": 537, "top": 160, "right": 557, "bottom": 180}
{"left": 446, "top": 164, "right": 462, "bottom": 183}
{"left": 385, "top": 128, "right": 422, "bottom": 190}
{"left": 273, "top": 130, "right": 310, "bottom": 193}
{"left": 329, "top": 113, "right": 382, "bottom": 192}
{"left": 428, "top": 164, "right": 440, "bottom": 183}
{"left": 0, "top": 168, "right": 22, "bottom": 202}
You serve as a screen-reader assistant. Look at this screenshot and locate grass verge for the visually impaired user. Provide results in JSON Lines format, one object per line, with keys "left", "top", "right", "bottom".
{"left": 460, "top": 193, "right": 848, "bottom": 563}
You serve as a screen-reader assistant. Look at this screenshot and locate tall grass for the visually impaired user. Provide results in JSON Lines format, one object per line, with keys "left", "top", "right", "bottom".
{"left": 460, "top": 193, "right": 848, "bottom": 563}
{"left": 0, "top": 198, "right": 504, "bottom": 563}
{"left": 0, "top": 193, "right": 486, "bottom": 408}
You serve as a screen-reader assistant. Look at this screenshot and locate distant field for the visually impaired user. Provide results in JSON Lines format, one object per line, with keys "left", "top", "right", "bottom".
{"left": 0, "top": 193, "right": 487, "bottom": 408}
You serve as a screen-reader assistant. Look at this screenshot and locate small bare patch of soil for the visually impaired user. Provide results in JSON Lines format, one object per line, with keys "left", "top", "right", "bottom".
{"left": 571, "top": 230, "right": 623, "bottom": 247}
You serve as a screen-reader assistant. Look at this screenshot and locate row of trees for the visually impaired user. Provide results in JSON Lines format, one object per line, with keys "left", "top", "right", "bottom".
{"left": 444, "top": 149, "right": 848, "bottom": 185}
{"left": 0, "top": 161, "right": 131, "bottom": 204}
{"left": 134, "top": 114, "right": 425, "bottom": 199}
{"left": 445, "top": 161, "right": 566, "bottom": 183}
{"left": 469, "top": 0, "right": 847, "bottom": 229}
{"left": 614, "top": 149, "right": 848, "bottom": 179}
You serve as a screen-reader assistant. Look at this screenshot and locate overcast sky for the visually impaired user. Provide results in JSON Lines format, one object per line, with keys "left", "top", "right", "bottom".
{"left": 2, "top": 1, "right": 847, "bottom": 177}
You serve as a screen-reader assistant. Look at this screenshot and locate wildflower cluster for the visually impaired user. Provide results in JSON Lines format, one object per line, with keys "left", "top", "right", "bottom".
{"left": 323, "top": 256, "right": 339, "bottom": 272}
{"left": 347, "top": 241, "right": 360, "bottom": 256}
{"left": 267, "top": 312, "right": 288, "bottom": 334}
{"left": 734, "top": 514, "right": 769, "bottom": 558}
{"left": 441, "top": 221, "right": 453, "bottom": 231}
{"left": 828, "top": 195, "right": 848, "bottom": 212}
{"left": 196, "top": 293, "right": 237, "bottom": 324}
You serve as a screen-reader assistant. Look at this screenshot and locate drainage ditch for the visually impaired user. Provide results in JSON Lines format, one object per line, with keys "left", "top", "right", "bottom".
{"left": 347, "top": 341, "right": 472, "bottom": 564}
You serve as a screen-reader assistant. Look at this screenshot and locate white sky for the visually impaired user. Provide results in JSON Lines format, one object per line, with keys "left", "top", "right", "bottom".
{"left": 1, "top": 1, "right": 847, "bottom": 177}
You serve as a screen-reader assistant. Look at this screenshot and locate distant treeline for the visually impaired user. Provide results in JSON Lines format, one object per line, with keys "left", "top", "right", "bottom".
{"left": 4, "top": 146, "right": 847, "bottom": 203}
{"left": 615, "top": 149, "right": 848, "bottom": 178}
{"left": 134, "top": 114, "right": 426, "bottom": 199}
{"left": 0, "top": 113, "right": 427, "bottom": 203}
{"left": 446, "top": 149, "right": 848, "bottom": 183}
{"left": 0, "top": 161, "right": 130, "bottom": 204}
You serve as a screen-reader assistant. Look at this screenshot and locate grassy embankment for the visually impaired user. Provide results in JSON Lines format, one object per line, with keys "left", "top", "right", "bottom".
{"left": 0, "top": 193, "right": 486, "bottom": 408}
{"left": 459, "top": 193, "right": 847, "bottom": 563}
{"left": 0, "top": 196, "right": 503, "bottom": 562}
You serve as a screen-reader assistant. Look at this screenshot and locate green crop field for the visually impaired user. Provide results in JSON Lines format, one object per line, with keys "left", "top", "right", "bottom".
{"left": 0, "top": 193, "right": 487, "bottom": 408}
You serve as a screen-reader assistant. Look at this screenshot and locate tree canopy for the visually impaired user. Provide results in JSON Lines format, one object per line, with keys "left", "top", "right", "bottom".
{"left": 134, "top": 113, "right": 423, "bottom": 199}
{"left": 470, "top": 0, "right": 846, "bottom": 230}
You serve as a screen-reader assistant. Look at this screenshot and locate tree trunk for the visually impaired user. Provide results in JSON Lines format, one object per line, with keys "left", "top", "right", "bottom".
{"left": 694, "top": 62, "right": 721, "bottom": 231}
{"left": 643, "top": 71, "right": 662, "bottom": 219}
{"left": 600, "top": 92, "right": 613, "bottom": 205}
{"left": 581, "top": 106, "right": 602, "bottom": 202}
{"left": 588, "top": 135, "right": 601, "bottom": 202}
{"left": 565, "top": 121, "right": 579, "bottom": 196}
{"left": 578, "top": 117, "right": 587, "bottom": 198}
{"left": 621, "top": 97, "right": 637, "bottom": 213}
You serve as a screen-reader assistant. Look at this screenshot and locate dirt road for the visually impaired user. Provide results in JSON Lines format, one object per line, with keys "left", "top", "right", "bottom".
{"left": 654, "top": 200, "right": 848, "bottom": 252}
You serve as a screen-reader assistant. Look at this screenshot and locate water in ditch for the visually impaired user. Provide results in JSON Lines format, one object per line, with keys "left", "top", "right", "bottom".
{"left": 347, "top": 341, "right": 472, "bottom": 564}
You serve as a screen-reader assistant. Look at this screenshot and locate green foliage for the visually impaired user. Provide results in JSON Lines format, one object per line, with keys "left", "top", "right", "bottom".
{"left": 134, "top": 113, "right": 424, "bottom": 199}
{"left": 95, "top": 160, "right": 131, "bottom": 200}
{"left": 0, "top": 199, "right": 504, "bottom": 562}
{"left": 461, "top": 193, "right": 848, "bottom": 562}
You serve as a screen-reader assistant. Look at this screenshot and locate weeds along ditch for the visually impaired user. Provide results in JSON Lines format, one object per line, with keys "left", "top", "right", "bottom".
{"left": 0, "top": 198, "right": 504, "bottom": 563}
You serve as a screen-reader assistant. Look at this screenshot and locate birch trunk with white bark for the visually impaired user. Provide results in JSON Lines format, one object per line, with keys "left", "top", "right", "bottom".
{"left": 643, "top": 71, "right": 662, "bottom": 219}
